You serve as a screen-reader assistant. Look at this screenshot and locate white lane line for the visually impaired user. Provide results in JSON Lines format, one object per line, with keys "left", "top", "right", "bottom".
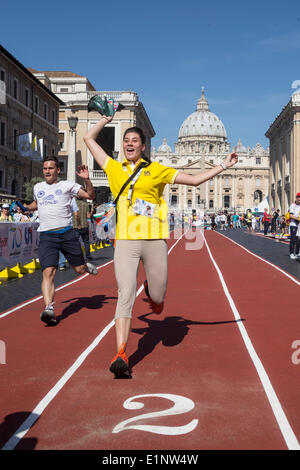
{"left": 215, "top": 231, "right": 300, "bottom": 287}
{"left": 1, "top": 231, "right": 187, "bottom": 450}
{"left": 204, "top": 234, "right": 300, "bottom": 450}
{"left": 0, "top": 260, "right": 114, "bottom": 319}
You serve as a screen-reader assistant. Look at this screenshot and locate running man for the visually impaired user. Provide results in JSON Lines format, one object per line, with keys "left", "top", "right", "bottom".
{"left": 24, "top": 156, "right": 98, "bottom": 325}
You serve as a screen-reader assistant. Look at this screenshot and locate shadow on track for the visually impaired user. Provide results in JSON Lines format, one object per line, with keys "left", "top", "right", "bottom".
{"left": 0, "top": 411, "right": 39, "bottom": 450}
{"left": 129, "top": 312, "right": 244, "bottom": 372}
{"left": 55, "top": 294, "right": 117, "bottom": 324}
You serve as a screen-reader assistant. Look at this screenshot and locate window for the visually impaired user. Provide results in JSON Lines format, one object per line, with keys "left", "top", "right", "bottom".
{"left": 34, "top": 96, "right": 39, "bottom": 114}
{"left": 224, "top": 195, "right": 230, "bottom": 208}
{"left": 171, "top": 195, "right": 178, "bottom": 206}
{"left": 13, "top": 129, "right": 18, "bottom": 151}
{"left": 51, "top": 109, "right": 56, "bottom": 125}
{"left": 25, "top": 88, "right": 29, "bottom": 107}
{"left": 60, "top": 87, "right": 69, "bottom": 92}
{"left": 43, "top": 103, "right": 48, "bottom": 120}
{"left": 0, "top": 169, "right": 4, "bottom": 187}
{"left": 0, "top": 121, "right": 6, "bottom": 146}
{"left": 0, "top": 69, "right": 5, "bottom": 82}
{"left": 58, "top": 132, "right": 65, "bottom": 151}
{"left": 59, "top": 161, "right": 65, "bottom": 173}
{"left": 256, "top": 157, "right": 261, "bottom": 165}
{"left": 13, "top": 78, "right": 18, "bottom": 99}
{"left": 188, "top": 199, "right": 192, "bottom": 207}
{"left": 209, "top": 200, "right": 214, "bottom": 208}
{"left": 256, "top": 177, "right": 261, "bottom": 187}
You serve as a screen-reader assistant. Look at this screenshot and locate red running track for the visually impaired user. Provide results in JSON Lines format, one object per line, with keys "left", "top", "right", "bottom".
{"left": 0, "top": 229, "right": 300, "bottom": 451}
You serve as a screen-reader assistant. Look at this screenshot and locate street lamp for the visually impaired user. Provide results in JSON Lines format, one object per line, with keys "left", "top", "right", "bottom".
{"left": 67, "top": 115, "right": 78, "bottom": 181}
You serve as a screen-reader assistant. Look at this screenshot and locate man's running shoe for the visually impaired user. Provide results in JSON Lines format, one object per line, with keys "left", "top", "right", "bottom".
{"left": 40, "top": 302, "right": 57, "bottom": 326}
{"left": 144, "top": 280, "right": 164, "bottom": 314}
{"left": 109, "top": 344, "right": 129, "bottom": 377}
{"left": 86, "top": 262, "right": 98, "bottom": 275}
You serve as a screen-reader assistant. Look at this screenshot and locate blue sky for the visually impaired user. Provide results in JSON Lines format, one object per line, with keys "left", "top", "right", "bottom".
{"left": 2, "top": 0, "right": 300, "bottom": 152}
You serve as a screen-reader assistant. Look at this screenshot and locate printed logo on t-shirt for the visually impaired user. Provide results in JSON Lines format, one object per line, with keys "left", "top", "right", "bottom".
{"left": 37, "top": 190, "right": 45, "bottom": 198}
{"left": 55, "top": 189, "right": 63, "bottom": 195}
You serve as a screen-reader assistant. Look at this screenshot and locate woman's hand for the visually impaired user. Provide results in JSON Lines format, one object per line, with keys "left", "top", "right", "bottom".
{"left": 101, "top": 115, "right": 113, "bottom": 124}
{"left": 224, "top": 152, "right": 238, "bottom": 168}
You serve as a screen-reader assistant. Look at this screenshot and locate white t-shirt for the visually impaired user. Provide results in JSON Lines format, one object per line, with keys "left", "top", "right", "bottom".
{"left": 289, "top": 202, "right": 300, "bottom": 227}
{"left": 34, "top": 180, "right": 82, "bottom": 232}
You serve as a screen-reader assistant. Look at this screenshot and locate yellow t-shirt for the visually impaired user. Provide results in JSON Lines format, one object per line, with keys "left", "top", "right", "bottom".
{"left": 103, "top": 157, "right": 178, "bottom": 240}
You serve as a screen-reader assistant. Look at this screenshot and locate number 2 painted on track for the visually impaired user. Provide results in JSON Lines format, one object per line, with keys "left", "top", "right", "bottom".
{"left": 112, "top": 393, "right": 198, "bottom": 435}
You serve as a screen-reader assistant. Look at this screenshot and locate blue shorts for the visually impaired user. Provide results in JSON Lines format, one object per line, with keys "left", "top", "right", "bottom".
{"left": 38, "top": 227, "right": 85, "bottom": 271}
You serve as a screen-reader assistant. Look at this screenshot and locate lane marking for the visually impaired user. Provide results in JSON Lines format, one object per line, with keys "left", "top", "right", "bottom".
{"left": 0, "top": 260, "right": 114, "bottom": 319}
{"left": 215, "top": 231, "right": 300, "bottom": 287}
{"left": 0, "top": 229, "right": 180, "bottom": 320}
{"left": 204, "top": 233, "right": 300, "bottom": 450}
{"left": 1, "top": 231, "right": 187, "bottom": 450}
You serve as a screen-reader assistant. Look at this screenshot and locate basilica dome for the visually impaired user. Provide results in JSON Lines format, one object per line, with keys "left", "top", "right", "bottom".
{"left": 178, "top": 89, "right": 227, "bottom": 139}
{"left": 157, "top": 138, "right": 172, "bottom": 153}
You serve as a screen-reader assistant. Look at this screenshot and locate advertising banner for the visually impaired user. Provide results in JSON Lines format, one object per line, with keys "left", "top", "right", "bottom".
{"left": 0, "top": 221, "right": 97, "bottom": 270}
{"left": 0, "top": 222, "right": 40, "bottom": 269}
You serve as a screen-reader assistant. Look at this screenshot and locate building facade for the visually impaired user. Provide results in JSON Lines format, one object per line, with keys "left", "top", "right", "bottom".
{"left": 29, "top": 70, "right": 155, "bottom": 204}
{"left": 152, "top": 90, "right": 270, "bottom": 215}
{"left": 0, "top": 45, "right": 63, "bottom": 203}
{"left": 265, "top": 89, "right": 300, "bottom": 214}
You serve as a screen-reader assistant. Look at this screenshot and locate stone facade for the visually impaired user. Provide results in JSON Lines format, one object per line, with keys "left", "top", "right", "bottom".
{"left": 265, "top": 90, "right": 300, "bottom": 214}
{"left": 0, "top": 46, "right": 62, "bottom": 202}
{"left": 152, "top": 90, "right": 270, "bottom": 215}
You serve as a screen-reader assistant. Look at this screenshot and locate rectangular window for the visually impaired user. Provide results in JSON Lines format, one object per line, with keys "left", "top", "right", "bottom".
{"left": 34, "top": 96, "right": 39, "bottom": 113}
{"left": 13, "top": 78, "right": 18, "bottom": 99}
{"left": 0, "top": 169, "right": 4, "bottom": 187}
{"left": 171, "top": 195, "right": 178, "bottom": 206}
{"left": 43, "top": 103, "right": 48, "bottom": 120}
{"left": 209, "top": 200, "right": 214, "bottom": 208}
{"left": 224, "top": 195, "right": 230, "bottom": 208}
{"left": 256, "top": 157, "right": 261, "bottom": 165}
{"left": 25, "top": 88, "right": 29, "bottom": 107}
{"left": 13, "top": 129, "right": 18, "bottom": 151}
{"left": 52, "top": 109, "right": 56, "bottom": 125}
{"left": 0, "top": 69, "right": 5, "bottom": 82}
{"left": 58, "top": 132, "right": 65, "bottom": 151}
{"left": 0, "top": 122, "right": 6, "bottom": 146}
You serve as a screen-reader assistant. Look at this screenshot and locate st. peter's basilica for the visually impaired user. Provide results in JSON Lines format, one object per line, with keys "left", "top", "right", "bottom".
{"left": 151, "top": 89, "right": 270, "bottom": 215}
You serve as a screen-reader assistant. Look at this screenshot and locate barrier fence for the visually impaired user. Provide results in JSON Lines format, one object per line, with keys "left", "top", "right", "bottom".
{"left": 0, "top": 222, "right": 103, "bottom": 283}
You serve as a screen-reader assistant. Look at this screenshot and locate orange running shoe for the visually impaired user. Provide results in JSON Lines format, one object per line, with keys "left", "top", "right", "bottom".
{"left": 109, "top": 344, "right": 129, "bottom": 377}
{"left": 144, "top": 280, "right": 164, "bottom": 315}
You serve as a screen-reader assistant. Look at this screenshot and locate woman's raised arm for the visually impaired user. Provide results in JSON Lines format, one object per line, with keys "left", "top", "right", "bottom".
{"left": 83, "top": 116, "right": 113, "bottom": 169}
{"left": 174, "top": 152, "right": 238, "bottom": 186}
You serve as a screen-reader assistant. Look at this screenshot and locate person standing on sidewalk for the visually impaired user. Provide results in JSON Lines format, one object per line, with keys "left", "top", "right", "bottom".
{"left": 263, "top": 208, "right": 271, "bottom": 235}
{"left": 24, "top": 156, "right": 98, "bottom": 325}
{"left": 288, "top": 192, "right": 300, "bottom": 259}
{"left": 83, "top": 115, "right": 238, "bottom": 378}
{"left": 73, "top": 198, "right": 92, "bottom": 259}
